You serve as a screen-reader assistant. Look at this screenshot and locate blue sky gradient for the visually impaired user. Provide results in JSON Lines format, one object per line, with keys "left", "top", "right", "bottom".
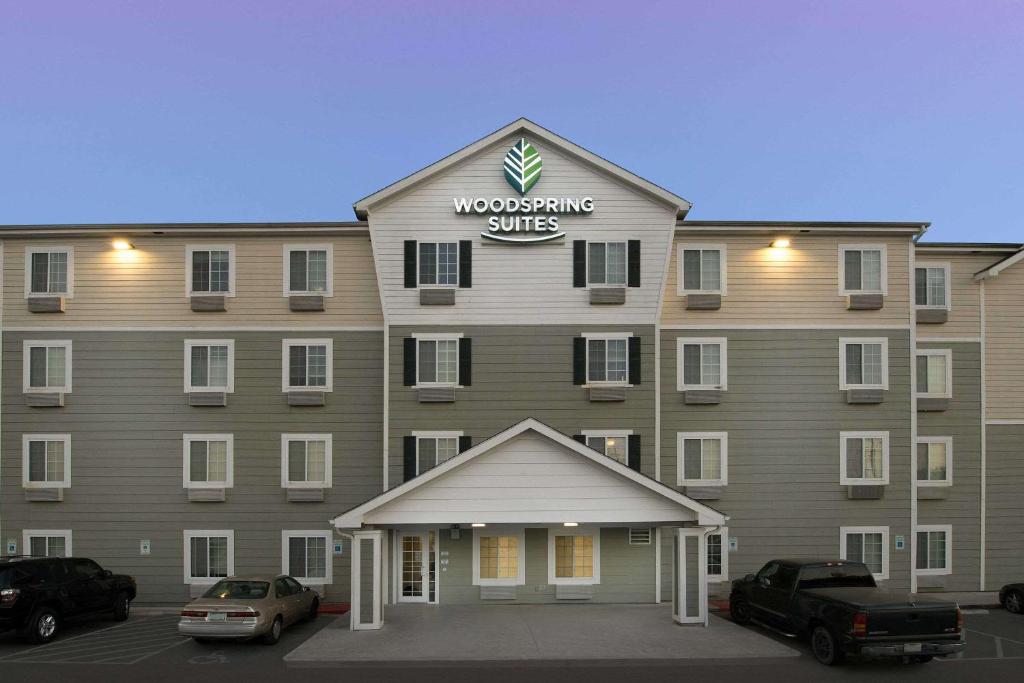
{"left": 1, "top": 1, "right": 1021, "bottom": 241}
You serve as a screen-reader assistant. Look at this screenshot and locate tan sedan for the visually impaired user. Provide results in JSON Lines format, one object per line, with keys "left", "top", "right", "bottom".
{"left": 178, "top": 575, "right": 319, "bottom": 645}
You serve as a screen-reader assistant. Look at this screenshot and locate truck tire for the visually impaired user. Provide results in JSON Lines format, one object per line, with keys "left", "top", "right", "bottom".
{"left": 25, "top": 607, "right": 60, "bottom": 644}
{"left": 730, "top": 598, "right": 753, "bottom": 625}
{"left": 810, "top": 624, "right": 845, "bottom": 666}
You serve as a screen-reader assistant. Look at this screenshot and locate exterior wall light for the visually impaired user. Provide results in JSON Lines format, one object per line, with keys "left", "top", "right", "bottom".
{"left": 770, "top": 238, "right": 791, "bottom": 248}
{"left": 563, "top": 522, "right": 579, "bottom": 527}
{"left": 112, "top": 239, "right": 135, "bottom": 250}
{"left": 471, "top": 523, "right": 486, "bottom": 528}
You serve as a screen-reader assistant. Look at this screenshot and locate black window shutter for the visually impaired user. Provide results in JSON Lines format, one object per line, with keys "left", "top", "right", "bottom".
{"left": 403, "top": 338, "right": 417, "bottom": 386}
{"left": 573, "top": 337, "right": 587, "bottom": 385}
{"left": 627, "top": 240, "right": 641, "bottom": 287}
{"left": 458, "top": 338, "right": 472, "bottom": 386}
{"left": 458, "top": 240, "right": 472, "bottom": 288}
{"left": 404, "top": 241, "right": 417, "bottom": 288}
{"left": 627, "top": 434, "right": 641, "bottom": 471}
{"left": 459, "top": 435, "right": 472, "bottom": 453}
{"left": 572, "top": 240, "right": 586, "bottom": 287}
{"left": 628, "top": 336, "right": 641, "bottom": 385}
{"left": 403, "top": 436, "right": 417, "bottom": 481}
{"left": 572, "top": 434, "right": 587, "bottom": 445}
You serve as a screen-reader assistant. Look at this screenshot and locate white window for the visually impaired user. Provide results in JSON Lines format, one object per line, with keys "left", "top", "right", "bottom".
{"left": 840, "top": 245, "right": 887, "bottom": 294}
{"left": 840, "top": 338, "right": 889, "bottom": 390}
{"left": 917, "top": 437, "right": 953, "bottom": 487}
{"left": 916, "top": 525, "right": 952, "bottom": 576}
{"left": 676, "top": 338, "right": 727, "bottom": 390}
{"left": 584, "top": 333, "right": 630, "bottom": 385}
{"left": 916, "top": 350, "right": 952, "bottom": 399}
{"left": 25, "top": 247, "right": 73, "bottom": 297}
{"left": 707, "top": 527, "right": 729, "bottom": 582}
{"left": 628, "top": 528, "right": 652, "bottom": 545}
{"left": 22, "top": 434, "right": 71, "bottom": 489}
{"left": 472, "top": 527, "right": 526, "bottom": 586}
{"left": 413, "top": 431, "right": 462, "bottom": 474}
{"left": 282, "top": 339, "right": 333, "bottom": 391}
{"left": 840, "top": 432, "right": 890, "bottom": 485}
{"left": 548, "top": 527, "right": 600, "bottom": 585}
{"left": 281, "top": 434, "right": 332, "bottom": 488}
{"left": 580, "top": 430, "right": 631, "bottom": 465}
{"left": 915, "top": 263, "right": 950, "bottom": 309}
{"left": 678, "top": 244, "right": 725, "bottom": 295}
{"left": 282, "top": 530, "right": 332, "bottom": 585}
{"left": 184, "top": 340, "right": 235, "bottom": 393}
{"left": 186, "top": 245, "right": 235, "bottom": 296}
{"left": 184, "top": 530, "right": 234, "bottom": 584}
{"left": 284, "top": 244, "right": 333, "bottom": 296}
{"left": 23, "top": 340, "right": 72, "bottom": 393}
{"left": 419, "top": 242, "right": 459, "bottom": 286}
{"left": 22, "top": 530, "right": 72, "bottom": 557}
{"left": 677, "top": 433, "right": 728, "bottom": 486}
{"left": 183, "top": 434, "right": 234, "bottom": 489}
{"left": 414, "top": 334, "right": 461, "bottom": 386}
{"left": 588, "top": 242, "right": 627, "bottom": 286}
{"left": 840, "top": 526, "right": 890, "bottom": 580}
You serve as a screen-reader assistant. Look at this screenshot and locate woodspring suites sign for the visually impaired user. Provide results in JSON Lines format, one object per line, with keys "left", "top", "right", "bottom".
{"left": 453, "top": 138, "right": 594, "bottom": 243}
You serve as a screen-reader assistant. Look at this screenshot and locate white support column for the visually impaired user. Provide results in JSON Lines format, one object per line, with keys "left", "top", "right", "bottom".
{"left": 672, "top": 527, "right": 709, "bottom": 626}
{"left": 350, "top": 529, "right": 384, "bottom": 631}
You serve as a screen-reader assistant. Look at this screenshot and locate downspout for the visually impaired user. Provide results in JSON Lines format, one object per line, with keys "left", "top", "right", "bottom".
{"left": 909, "top": 243, "right": 918, "bottom": 595}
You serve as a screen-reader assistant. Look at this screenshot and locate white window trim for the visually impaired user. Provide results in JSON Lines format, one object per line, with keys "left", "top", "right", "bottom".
{"left": 585, "top": 240, "right": 629, "bottom": 288}
{"left": 281, "top": 338, "right": 334, "bottom": 392}
{"left": 281, "top": 530, "right": 333, "bottom": 586}
{"left": 915, "top": 524, "right": 953, "bottom": 576}
{"left": 280, "top": 433, "right": 333, "bottom": 489}
{"left": 676, "top": 432, "right": 729, "bottom": 487}
{"left": 182, "top": 433, "right": 234, "bottom": 490}
{"left": 185, "top": 244, "right": 237, "bottom": 297}
{"left": 412, "top": 431, "right": 464, "bottom": 473}
{"left": 916, "top": 349, "right": 953, "bottom": 399}
{"left": 22, "top": 340, "right": 73, "bottom": 394}
{"left": 839, "top": 431, "right": 890, "bottom": 485}
{"left": 914, "top": 262, "right": 952, "bottom": 310}
{"left": 25, "top": 247, "right": 74, "bottom": 298}
{"left": 417, "top": 241, "right": 460, "bottom": 289}
{"left": 411, "top": 333, "right": 463, "bottom": 388}
{"left": 183, "top": 529, "right": 235, "bottom": 585}
{"left": 838, "top": 244, "right": 888, "bottom": 295}
{"left": 677, "top": 243, "right": 727, "bottom": 295}
{"left": 839, "top": 526, "right": 890, "bottom": 581}
{"left": 22, "top": 529, "right": 72, "bottom": 557}
{"left": 579, "top": 430, "right": 632, "bottom": 464}
{"left": 916, "top": 436, "right": 954, "bottom": 487}
{"left": 184, "top": 339, "right": 236, "bottom": 393}
{"left": 282, "top": 244, "right": 334, "bottom": 297}
{"left": 471, "top": 526, "right": 526, "bottom": 587}
{"left": 706, "top": 526, "right": 729, "bottom": 583}
{"left": 676, "top": 337, "right": 728, "bottom": 391}
{"left": 839, "top": 337, "right": 889, "bottom": 390}
{"left": 581, "top": 332, "right": 633, "bottom": 388}
{"left": 547, "top": 526, "right": 601, "bottom": 585}
{"left": 22, "top": 434, "right": 71, "bottom": 489}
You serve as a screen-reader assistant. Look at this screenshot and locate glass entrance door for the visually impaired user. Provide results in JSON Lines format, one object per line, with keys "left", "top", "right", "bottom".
{"left": 399, "top": 532, "right": 429, "bottom": 602}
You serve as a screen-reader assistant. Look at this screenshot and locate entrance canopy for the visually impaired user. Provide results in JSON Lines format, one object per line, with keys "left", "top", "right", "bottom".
{"left": 332, "top": 418, "right": 726, "bottom": 529}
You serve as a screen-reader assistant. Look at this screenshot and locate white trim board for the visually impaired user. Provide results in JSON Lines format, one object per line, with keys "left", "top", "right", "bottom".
{"left": 661, "top": 324, "right": 911, "bottom": 330}
{"left": 3, "top": 326, "right": 384, "bottom": 332}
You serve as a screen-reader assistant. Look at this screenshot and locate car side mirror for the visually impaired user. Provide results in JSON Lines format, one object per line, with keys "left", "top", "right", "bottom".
{"left": 101, "top": 569, "right": 112, "bottom": 578}
{"left": 303, "top": 586, "right": 310, "bottom": 592}
{"left": 744, "top": 574, "right": 755, "bottom": 582}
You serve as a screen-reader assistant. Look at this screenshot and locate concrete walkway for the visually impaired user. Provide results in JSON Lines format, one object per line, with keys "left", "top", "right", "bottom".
{"left": 284, "top": 604, "right": 798, "bottom": 665}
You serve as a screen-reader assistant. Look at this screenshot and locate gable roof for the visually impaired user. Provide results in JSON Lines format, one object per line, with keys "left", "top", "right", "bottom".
{"left": 352, "top": 118, "right": 692, "bottom": 220}
{"left": 331, "top": 418, "right": 726, "bottom": 528}
{"left": 974, "top": 247, "right": 1024, "bottom": 280}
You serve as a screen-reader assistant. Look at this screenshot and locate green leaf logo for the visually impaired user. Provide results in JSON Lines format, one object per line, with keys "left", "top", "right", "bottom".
{"left": 503, "top": 138, "right": 542, "bottom": 195}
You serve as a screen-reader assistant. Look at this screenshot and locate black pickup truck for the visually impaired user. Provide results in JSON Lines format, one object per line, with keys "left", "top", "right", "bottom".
{"left": 729, "top": 559, "right": 964, "bottom": 665}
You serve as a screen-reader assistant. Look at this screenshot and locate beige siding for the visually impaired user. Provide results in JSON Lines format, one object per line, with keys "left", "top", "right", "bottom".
{"left": 984, "top": 262, "right": 1024, "bottom": 420}
{"left": 661, "top": 234, "right": 913, "bottom": 325}
{"left": 2, "top": 235, "right": 382, "bottom": 327}
{"left": 914, "top": 252, "right": 994, "bottom": 338}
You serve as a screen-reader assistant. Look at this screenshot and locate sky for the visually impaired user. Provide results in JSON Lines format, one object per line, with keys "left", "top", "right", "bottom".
{"left": 1, "top": 0, "right": 1022, "bottom": 242}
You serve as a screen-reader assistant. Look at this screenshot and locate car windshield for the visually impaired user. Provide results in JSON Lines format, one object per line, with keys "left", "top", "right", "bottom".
{"left": 798, "top": 564, "right": 876, "bottom": 589}
{"left": 201, "top": 580, "right": 269, "bottom": 599}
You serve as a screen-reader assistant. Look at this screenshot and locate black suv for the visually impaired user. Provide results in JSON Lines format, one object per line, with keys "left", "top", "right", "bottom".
{"left": 0, "top": 556, "right": 137, "bottom": 643}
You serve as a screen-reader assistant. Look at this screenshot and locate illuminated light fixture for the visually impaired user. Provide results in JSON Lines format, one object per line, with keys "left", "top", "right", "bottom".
{"left": 563, "top": 522, "right": 579, "bottom": 527}
{"left": 112, "top": 239, "right": 135, "bottom": 250}
{"left": 471, "top": 523, "right": 486, "bottom": 528}
{"left": 770, "top": 238, "right": 791, "bottom": 249}
{"left": 606, "top": 438, "right": 616, "bottom": 447}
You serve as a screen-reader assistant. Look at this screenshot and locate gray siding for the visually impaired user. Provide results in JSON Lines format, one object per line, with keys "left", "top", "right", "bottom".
{"left": 986, "top": 424, "right": 1024, "bottom": 588}
{"left": 1, "top": 331, "right": 383, "bottom": 605}
{"left": 660, "top": 329, "right": 914, "bottom": 598}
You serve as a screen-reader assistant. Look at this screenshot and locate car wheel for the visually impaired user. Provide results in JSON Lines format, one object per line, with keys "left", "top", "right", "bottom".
{"left": 112, "top": 591, "right": 131, "bottom": 621}
{"left": 26, "top": 607, "right": 60, "bottom": 644}
{"left": 308, "top": 598, "right": 320, "bottom": 621}
{"left": 261, "top": 616, "right": 283, "bottom": 645}
{"left": 730, "top": 598, "right": 752, "bottom": 625}
{"left": 1004, "top": 590, "right": 1024, "bottom": 614}
{"left": 810, "top": 624, "right": 845, "bottom": 666}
